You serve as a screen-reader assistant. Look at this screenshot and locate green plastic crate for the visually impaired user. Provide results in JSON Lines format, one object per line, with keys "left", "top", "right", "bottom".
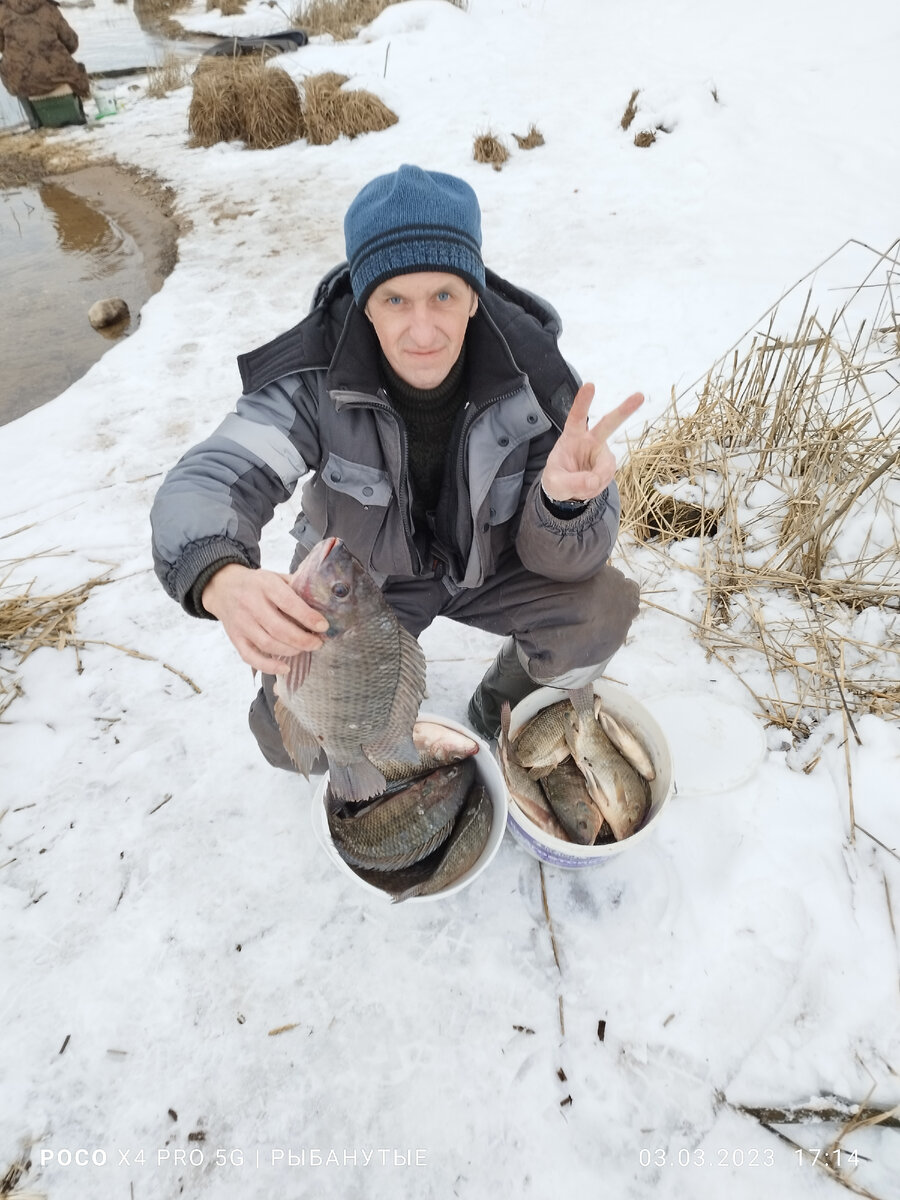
{"left": 29, "top": 92, "right": 86, "bottom": 128}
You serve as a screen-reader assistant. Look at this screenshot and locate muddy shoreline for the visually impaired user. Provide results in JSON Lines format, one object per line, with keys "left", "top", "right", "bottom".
{"left": 48, "top": 161, "right": 182, "bottom": 285}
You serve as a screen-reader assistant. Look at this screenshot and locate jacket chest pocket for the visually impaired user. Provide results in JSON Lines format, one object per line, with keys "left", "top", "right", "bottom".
{"left": 486, "top": 469, "right": 525, "bottom": 525}
{"left": 316, "top": 452, "right": 401, "bottom": 573}
{"left": 321, "top": 453, "right": 393, "bottom": 508}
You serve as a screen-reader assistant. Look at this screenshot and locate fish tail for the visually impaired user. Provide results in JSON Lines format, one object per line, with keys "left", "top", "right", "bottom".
{"left": 567, "top": 684, "right": 595, "bottom": 729}
{"left": 328, "top": 757, "right": 389, "bottom": 804}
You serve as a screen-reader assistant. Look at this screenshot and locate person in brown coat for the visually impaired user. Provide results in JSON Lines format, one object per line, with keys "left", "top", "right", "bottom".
{"left": 0, "top": 0, "right": 90, "bottom": 126}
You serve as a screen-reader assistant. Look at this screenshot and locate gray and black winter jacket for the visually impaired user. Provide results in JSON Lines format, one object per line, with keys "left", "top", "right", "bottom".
{"left": 150, "top": 264, "right": 621, "bottom": 617}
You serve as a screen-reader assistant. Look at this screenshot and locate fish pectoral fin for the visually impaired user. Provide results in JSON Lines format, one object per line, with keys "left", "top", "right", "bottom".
{"left": 598, "top": 710, "right": 657, "bottom": 782}
{"left": 282, "top": 650, "right": 314, "bottom": 692}
{"left": 328, "top": 756, "right": 389, "bottom": 804}
{"left": 273, "top": 698, "right": 324, "bottom": 777}
{"left": 580, "top": 766, "right": 614, "bottom": 818}
{"left": 365, "top": 730, "right": 420, "bottom": 765}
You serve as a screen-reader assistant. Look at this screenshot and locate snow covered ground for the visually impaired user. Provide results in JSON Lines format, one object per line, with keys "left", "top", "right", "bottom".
{"left": 1, "top": 1, "right": 899, "bottom": 1197}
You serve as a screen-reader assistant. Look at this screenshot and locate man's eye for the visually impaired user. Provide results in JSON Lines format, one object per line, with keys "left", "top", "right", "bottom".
{"left": 387, "top": 296, "right": 403, "bottom": 305}
{"left": 436, "top": 292, "right": 451, "bottom": 302}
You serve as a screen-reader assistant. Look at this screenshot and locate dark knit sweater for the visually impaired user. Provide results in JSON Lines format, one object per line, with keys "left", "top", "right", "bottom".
{"left": 379, "top": 348, "right": 468, "bottom": 539}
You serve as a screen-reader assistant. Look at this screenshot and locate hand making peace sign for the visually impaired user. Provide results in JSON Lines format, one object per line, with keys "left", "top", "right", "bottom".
{"left": 540, "top": 383, "right": 645, "bottom": 504}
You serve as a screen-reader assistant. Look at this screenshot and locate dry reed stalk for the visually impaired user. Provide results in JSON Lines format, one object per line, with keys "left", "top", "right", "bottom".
{"left": 620, "top": 88, "right": 640, "bottom": 130}
{"left": 473, "top": 131, "right": 509, "bottom": 170}
{"left": 0, "top": 574, "right": 110, "bottom": 660}
{"left": 294, "top": 0, "right": 466, "bottom": 37}
{"left": 0, "top": 570, "right": 201, "bottom": 720}
{"left": 617, "top": 241, "right": 900, "bottom": 734}
{"left": 146, "top": 51, "right": 189, "bottom": 98}
{"left": 133, "top": 0, "right": 192, "bottom": 37}
{"left": 293, "top": 0, "right": 399, "bottom": 39}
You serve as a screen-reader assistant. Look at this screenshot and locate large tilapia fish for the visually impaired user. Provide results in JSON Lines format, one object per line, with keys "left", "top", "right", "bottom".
{"left": 273, "top": 537, "right": 427, "bottom": 804}
{"left": 340, "top": 775, "right": 493, "bottom": 904}
{"left": 326, "top": 758, "right": 477, "bottom": 871}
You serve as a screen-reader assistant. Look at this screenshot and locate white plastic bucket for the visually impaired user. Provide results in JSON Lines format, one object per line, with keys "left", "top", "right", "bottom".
{"left": 503, "top": 681, "right": 674, "bottom": 868}
{"left": 311, "top": 713, "right": 508, "bottom": 902}
{"left": 94, "top": 88, "right": 118, "bottom": 118}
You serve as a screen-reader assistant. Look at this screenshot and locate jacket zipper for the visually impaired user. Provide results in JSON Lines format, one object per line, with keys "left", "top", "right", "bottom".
{"left": 445, "top": 388, "right": 521, "bottom": 565}
{"left": 338, "top": 391, "right": 418, "bottom": 566}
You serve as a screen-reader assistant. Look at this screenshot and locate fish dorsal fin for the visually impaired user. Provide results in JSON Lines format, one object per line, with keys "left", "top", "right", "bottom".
{"left": 273, "top": 695, "right": 323, "bottom": 777}
{"left": 367, "top": 622, "right": 426, "bottom": 752}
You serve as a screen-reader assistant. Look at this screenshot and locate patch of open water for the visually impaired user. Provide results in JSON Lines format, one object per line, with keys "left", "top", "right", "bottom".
{"left": 0, "top": 171, "right": 172, "bottom": 424}
{"left": 0, "top": 1, "right": 202, "bottom": 422}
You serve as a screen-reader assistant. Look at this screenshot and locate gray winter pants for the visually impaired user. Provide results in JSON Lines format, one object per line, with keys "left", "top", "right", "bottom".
{"left": 248, "top": 548, "right": 640, "bottom": 771}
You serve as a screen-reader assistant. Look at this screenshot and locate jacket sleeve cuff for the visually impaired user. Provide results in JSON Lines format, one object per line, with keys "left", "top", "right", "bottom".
{"left": 538, "top": 486, "right": 609, "bottom": 530}
{"left": 540, "top": 486, "right": 591, "bottom": 520}
{"left": 167, "top": 537, "right": 254, "bottom": 618}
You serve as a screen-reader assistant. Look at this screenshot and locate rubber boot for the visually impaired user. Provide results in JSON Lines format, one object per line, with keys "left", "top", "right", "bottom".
{"left": 467, "top": 638, "right": 539, "bottom": 741}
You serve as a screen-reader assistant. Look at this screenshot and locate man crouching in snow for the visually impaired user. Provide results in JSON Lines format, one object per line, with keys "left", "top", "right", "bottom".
{"left": 150, "top": 164, "right": 643, "bottom": 767}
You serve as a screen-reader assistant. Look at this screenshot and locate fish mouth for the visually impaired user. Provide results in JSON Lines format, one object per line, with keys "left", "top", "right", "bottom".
{"left": 320, "top": 536, "right": 339, "bottom": 559}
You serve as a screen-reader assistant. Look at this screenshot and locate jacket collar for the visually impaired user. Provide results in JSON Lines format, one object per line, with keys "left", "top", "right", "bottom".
{"left": 326, "top": 297, "right": 529, "bottom": 413}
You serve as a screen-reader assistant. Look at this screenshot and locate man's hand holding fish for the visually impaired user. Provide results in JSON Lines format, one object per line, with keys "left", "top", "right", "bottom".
{"left": 202, "top": 563, "right": 330, "bottom": 675}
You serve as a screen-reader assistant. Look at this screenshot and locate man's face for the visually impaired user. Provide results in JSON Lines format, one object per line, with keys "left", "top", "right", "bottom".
{"left": 365, "top": 271, "right": 478, "bottom": 390}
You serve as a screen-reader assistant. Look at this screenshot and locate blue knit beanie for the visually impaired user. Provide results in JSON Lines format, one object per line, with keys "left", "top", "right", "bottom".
{"left": 344, "top": 165, "right": 485, "bottom": 307}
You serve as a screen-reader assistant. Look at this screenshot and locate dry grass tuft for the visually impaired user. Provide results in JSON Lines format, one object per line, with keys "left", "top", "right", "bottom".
{"left": 473, "top": 131, "right": 509, "bottom": 170}
{"left": 616, "top": 240, "right": 900, "bottom": 733}
{"left": 512, "top": 124, "right": 544, "bottom": 150}
{"left": 0, "top": 570, "right": 111, "bottom": 717}
{"left": 293, "top": 0, "right": 398, "bottom": 39}
{"left": 146, "top": 51, "right": 190, "bottom": 98}
{"left": 299, "top": 70, "right": 349, "bottom": 142}
{"left": 293, "top": 0, "right": 466, "bottom": 39}
{"left": 0, "top": 561, "right": 202, "bottom": 717}
{"left": 133, "top": 0, "right": 192, "bottom": 37}
{"left": 188, "top": 57, "right": 306, "bottom": 149}
{"left": 335, "top": 87, "right": 398, "bottom": 137}
{"left": 207, "top": 0, "right": 246, "bottom": 11}
{"left": 300, "top": 71, "right": 397, "bottom": 144}
{"left": 0, "top": 145, "right": 51, "bottom": 188}
{"left": 634, "top": 129, "right": 656, "bottom": 147}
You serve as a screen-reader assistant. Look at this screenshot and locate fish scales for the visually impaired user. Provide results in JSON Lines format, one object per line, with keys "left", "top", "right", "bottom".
{"left": 513, "top": 699, "right": 573, "bottom": 774}
{"left": 594, "top": 698, "right": 656, "bottom": 782}
{"left": 539, "top": 755, "right": 606, "bottom": 845}
{"left": 273, "top": 537, "right": 427, "bottom": 803}
{"left": 498, "top": 703, "right": 570, "bottom": 841}
{"left": 563, "top": 703, "right": 650, "bottom": 841}
{"left": 327, "top": 758, "right": 476, "bottom": 871}
{"left": 370, "top": 721, "right": 479, "bottom": 783}
{"left": 394, "top": 782, "right": 493, "bottom": 901}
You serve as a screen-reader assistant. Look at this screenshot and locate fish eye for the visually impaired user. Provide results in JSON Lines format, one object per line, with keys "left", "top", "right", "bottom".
{"left": 331, "top": 582, "right": 350, "bottom": 598}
